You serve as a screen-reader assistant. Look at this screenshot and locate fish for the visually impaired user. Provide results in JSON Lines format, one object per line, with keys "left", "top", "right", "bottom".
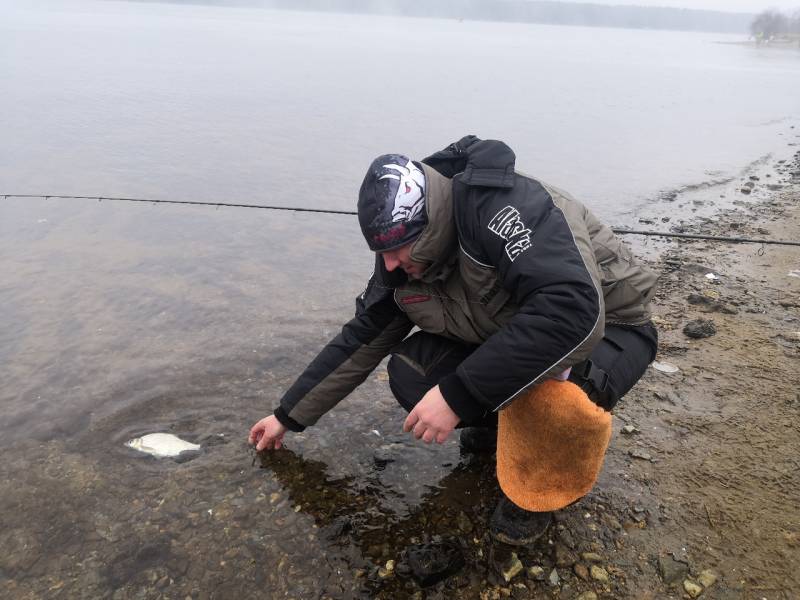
{"left": 125, "top": 433, "right": 201, "bottom": 458}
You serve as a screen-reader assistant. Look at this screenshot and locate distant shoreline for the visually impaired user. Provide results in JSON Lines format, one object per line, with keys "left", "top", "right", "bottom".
{"left": 716, "top": 39, "right": 800, "bottom": 50}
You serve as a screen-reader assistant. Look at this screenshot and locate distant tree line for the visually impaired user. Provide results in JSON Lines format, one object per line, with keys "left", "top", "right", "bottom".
{"left": 750, "top": 8, "right": 800, "bottom": 40}
{"left": 251, "top": 0, "right": 753, "bottom": 33}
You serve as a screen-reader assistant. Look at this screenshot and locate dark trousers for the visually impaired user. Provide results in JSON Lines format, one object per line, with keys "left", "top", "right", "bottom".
{"left": 386, "top": 323, "right": 658, "bottom": 420}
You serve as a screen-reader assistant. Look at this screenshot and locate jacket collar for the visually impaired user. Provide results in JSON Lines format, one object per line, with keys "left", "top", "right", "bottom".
{"left": 409, "top": 164, "right": 457, "bottom": 283}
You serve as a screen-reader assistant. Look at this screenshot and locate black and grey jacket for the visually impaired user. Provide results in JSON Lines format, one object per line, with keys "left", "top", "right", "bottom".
{"left": 274, "top": 136, "right": 658, "bottom": 431}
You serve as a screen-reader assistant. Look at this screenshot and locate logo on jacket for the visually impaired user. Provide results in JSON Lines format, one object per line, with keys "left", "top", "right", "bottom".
{"left": 378, "top": 159, "right": 425, "bottom": 223}
{"left": 488, "top": 206, "right": 532, "bottom": 261}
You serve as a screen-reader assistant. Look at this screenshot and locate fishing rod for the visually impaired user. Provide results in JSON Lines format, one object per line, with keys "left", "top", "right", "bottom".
{"left": 4, "top": 193, "right": 800, "bottom": 248}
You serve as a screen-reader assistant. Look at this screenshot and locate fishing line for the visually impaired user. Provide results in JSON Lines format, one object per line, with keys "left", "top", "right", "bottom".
{"left": 4, "top": 193, "right": 800, "bottom": 248}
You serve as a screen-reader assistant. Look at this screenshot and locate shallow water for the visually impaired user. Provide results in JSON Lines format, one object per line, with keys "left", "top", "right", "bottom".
{"left": 1, "top": 2, "right": 800, "bottom": 597}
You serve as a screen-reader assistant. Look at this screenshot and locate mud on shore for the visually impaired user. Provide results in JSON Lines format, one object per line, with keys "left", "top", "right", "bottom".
{"left": 1, "top": 150, "right": 798, "bottom": 600}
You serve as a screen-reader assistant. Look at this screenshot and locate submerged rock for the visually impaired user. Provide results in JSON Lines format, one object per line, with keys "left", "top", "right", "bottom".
{"left": 406, "top": 540, "right": 465, "bottom": 587}
{"left": 125, "top": 433, "right": 200, "bottom": 458}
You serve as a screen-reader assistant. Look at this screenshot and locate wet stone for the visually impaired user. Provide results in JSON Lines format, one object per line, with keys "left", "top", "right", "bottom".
{"left": 576, "top": 593, "right": 598, "bottom": 600}
{"left": 684, "top": 579, "right": 703, "bottom": 598}
{"left": 698, "top": 569, "right": 718, "bottom": 588}
{"left": 629, "top": 448, "right": 652, "bottom": 461}
{"left": 684, "top": 319, "right": 717, "bottom": 339}
{"left": 511, "top": 583, "right": 529, "bottom": 599}
{"left": 373, "top": 444, "right": 401, "bottom": 468}
{"left": 590, "top": 565, "right": 609, "bottom": 583}
{"left": 406, "top": 540, "right": 465, "bottom": 587}
{"left": 581, "top": 552, "right": 603, "bottom": 563}
{"left": 527, "top": 565, "right": 545, "bottom": 581}
{"left": 554, "top": 543, "right": 577, "bottom": 567}
{"left": 501, "top": 552, "right": 524, "bottom": 583}
{"left": 456, "top": 511, "right": 473, "bottom": 534}
{"left": 658, "top": 555, "right": 689, "bottom": 584}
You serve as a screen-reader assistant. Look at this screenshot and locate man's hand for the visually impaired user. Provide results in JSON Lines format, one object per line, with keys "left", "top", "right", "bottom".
{"left": 403, "top": 385, "right": 460, "bottom": 444}
{"left": 249, "top": 415, "right": 288, "bottom": 451}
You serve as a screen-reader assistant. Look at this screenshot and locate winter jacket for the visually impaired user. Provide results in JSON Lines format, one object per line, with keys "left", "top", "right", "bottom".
{"left": 274, "top": 136, "right": 658, "bottom": 431}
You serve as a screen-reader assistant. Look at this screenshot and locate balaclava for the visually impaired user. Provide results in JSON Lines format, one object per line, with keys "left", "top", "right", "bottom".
{"left": 357, "top": 154, "right": 427, "bottom": 252}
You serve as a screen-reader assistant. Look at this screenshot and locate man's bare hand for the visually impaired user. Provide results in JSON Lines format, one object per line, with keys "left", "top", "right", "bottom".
{"left": 403, "top": 385, "right": 460, "bottom": 444}
{"left": 249, "top": 415, "right": 288, "bottom": 451}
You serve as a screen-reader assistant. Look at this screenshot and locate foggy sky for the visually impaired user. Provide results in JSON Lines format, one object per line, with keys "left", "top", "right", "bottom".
{"left": 557, "top": 0, "right": 799, "bottom": 14}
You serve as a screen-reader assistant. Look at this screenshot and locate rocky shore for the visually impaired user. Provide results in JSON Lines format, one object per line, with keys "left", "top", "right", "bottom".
{"left": 1, "top": 149, "right": 797, "bottom": 600}
{"left": 362, "top": 154, "right": 800, "bottom": 600}
{"left": 263, "top": 149, "right": 800, "bottom": 599}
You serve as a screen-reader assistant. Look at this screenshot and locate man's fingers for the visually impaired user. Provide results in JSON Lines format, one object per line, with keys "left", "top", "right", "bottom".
{"left": 403, "top": 411, "right": 419, "bottom": 433}
{"left": 435, "top": 430, "right": 449, "bottom": 444}
{"left": 422, "top": 430, "right": 435, "bottom": 444}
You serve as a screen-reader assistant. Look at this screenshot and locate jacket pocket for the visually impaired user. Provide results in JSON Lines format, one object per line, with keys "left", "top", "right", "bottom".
{"left": 394, "top": 287, "right": 446, "bottom": 334}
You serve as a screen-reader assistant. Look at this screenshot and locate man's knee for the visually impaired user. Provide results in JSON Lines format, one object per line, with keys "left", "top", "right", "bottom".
{"left": 387, "top": 332, "right": 478, "bottom": 413}
{"left": 569, "top": 323, "right": 658, "bottom": 410}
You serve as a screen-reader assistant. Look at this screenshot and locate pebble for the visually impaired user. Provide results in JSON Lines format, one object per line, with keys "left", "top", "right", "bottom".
{"left": 698, "top": 569, "right": 717, "bottom": 588}
{"left": 590, "top": 565, "right": 610, "bottom": 583}
{"left": 406, "top": 540, "right": 465, "bottom": 587}
{"left": 575, "top": 593, "right": 598, "bottom": 600}
{"left": 574, "top": 563, "right": 589, "bottom": 581}
{"left": 581, "top": 552, "right": 603, "bottom": 563}
{"left": 621, "top": 424, "right": 637, "bottom": 435}
{"left": 658, "top": 556, "right": 689, "bottom": 584}
{"left": 554, "top": 543, "right": 577, "bottom": 567}
{"left": 629, "top": 448, "right": 652, "bottom": 461}
{"left": 547, "top": 568, "right": 560, "bottom": 586}
{"left": 511, "top": 583, "right": 528, "bottom": 599}
{"left": 502, "top": 553, "right": 524, "bottom": 583}
{"left": 377, "top": 567, "right": 393, "bottom": 579}
{"left": 456, "top": 511, "right": 473, "bottom": 534}
{"left": 683, "top": 579, "right": 703, "bottom": 598}
{"left": 527, "top": 565, "right": 545, "bottom": 581}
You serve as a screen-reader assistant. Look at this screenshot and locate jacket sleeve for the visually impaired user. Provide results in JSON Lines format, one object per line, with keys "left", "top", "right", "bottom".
{"left": 274, "top": 257, "right": 413, "bottom": 431}
{"left": 438, "top": 179, "right": 605, "bottom": 422}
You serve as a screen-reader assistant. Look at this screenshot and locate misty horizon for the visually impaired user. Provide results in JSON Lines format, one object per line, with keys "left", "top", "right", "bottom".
{"left": 125, "top": 0, "right": 772, "bottom": 34}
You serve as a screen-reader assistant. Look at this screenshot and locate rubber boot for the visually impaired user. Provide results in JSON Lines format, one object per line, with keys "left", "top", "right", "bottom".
{"left": 489, "top": 496, "right": 552, "bottom": 546}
